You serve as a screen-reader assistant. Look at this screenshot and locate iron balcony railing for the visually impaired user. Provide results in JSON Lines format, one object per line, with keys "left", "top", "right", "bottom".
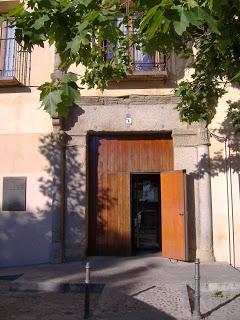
{"left": 103, "top": 16, "right": 167, "bottom": 75}
{"left": 103, "top": 40, "right": 166, "bottom": 74}
{"left": 129, "top": 49, "right": 166, "bottom": 73}
{"left": 0, "top": 23, "right": 31, "bottom": 86}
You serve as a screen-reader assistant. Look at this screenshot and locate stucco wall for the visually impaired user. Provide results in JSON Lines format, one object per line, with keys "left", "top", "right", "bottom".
{"left": 0, "top": 133, "right": 53, "bottom": 266}
{"left": 0, "top": 46, "right": 54, "bottom": 266}
{"left": 209, "top": 86, "right": 240, "bottom": 267}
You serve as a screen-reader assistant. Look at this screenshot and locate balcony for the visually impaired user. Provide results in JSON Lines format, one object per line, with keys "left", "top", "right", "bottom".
{"left": 103, "top": 17, "right": 167, "bottom": 82}
{"left": 127, "top": 50, "right": 167, "bottom": 80}
{"left": 0, "top": 21, "right": 31, "bottom": 86}
{"left": 0, "top": 0, "right": 19, "bottom": 13}
{"left": 104, "top": 43, "right": 167, "bottom": 81}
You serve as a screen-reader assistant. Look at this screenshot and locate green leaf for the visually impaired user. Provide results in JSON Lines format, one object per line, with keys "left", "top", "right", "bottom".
{"left": 198, "top": 8, "right": 220, "bottom": 34}
{"left": 62, "top": 72, "right": 79, "bottom": 83}
{"left": 140, "top": 3, "right": 161, "bottom": 32}
{"left": 173, "top": 9, "right": 190, "bottom": 35}
{"left": 231, "top": 71, "right": 240, "bottom": 82}
{"left": 78, "top": 0, "right": 94, "bottom": 7}
{"left": 185, "top": 0, "right": 198, "bottom": 8}
{"left": 62, "top": 83, "right": 80, "bottom": 101}
{"left": 184, "top": 9, "right": 202, "bottom": 27}
{"left": 66, "top": 36, "right": 81, "bottom": 54}
{"left": 57, "top": 102, "right": 70, "bottom": 117}
{"left": 85, "top": 10, "right": 99, "bottom": 23}
{"left": 77, "top": 20, "right": 89, "bottom": 33}
{"left": 32, "top": 15, "right": 50, "bottom": 30}
{"left": 42, "top": 90, "right": 62, "bottom": 116}
{"left": 146, "top": 11, "right": 164, "bottom": 39}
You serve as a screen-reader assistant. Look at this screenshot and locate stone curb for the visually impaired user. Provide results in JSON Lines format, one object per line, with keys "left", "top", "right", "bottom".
{"left": 9, "top": 281, "right": 63, "bottom": 292}
{"left": 1, "top": 280, "right": 240, "bottom": 293}
{"left": 2, "top": 281, "right": 105, "bottom": 293}
{"left": 201, "top": 282, "right": 240, "bottom": 292}
{"left": 186, "top": 282, "right": 240, "bottom": 292}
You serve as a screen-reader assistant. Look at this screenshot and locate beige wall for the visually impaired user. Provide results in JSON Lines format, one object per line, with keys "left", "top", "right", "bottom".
{"left": 0, "top": 88, "right": 52, "bottom": 134}
{"left": 209, "top": 86, "right": 240, "bottom": 267}
{"left": 31, "top": 46, "right": 55, "bottom": 86}
{"left": 0, "top": 134, "right": 53, "bottom": 266}
{"left": 0, "top": 45, "right": 54, "bottom": 266}
{"left": 0, "top": 45, "right": 54, "bottom": 133}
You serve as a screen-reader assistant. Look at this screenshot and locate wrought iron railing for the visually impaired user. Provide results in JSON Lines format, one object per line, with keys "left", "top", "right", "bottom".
{"left": 103, "top": 41, "right": 166, "bottom": 73}
{"left": 0, "top": 22, "right": 31, "bottom": 85}
{"left": 129, "top": 49, "right": 166, "bottom": 73}
{"left": 103, "top": 16, "right": 167, "bottom": 74}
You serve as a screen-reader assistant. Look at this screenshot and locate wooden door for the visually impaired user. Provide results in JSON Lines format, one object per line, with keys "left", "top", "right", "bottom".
{"left": 96, "top": 173, "right": 131, "bottom": 255}
{"left": 161, "top": 170, "right": 189, "bottom": 261}
{"left": 88, "top": 134, "right": 173, "bottom": 256}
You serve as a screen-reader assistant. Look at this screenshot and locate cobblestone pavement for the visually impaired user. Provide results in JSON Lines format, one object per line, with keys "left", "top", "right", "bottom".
{"left": 93, "top": 284, "right": 191, "bottom": 320}
{"left": 200, "top": 290, "right": 240, "bottom": 320}
{"left": 93, "top": 284, "right": 240, "bottom": 320}
{"left": 1, "top": 256, "right": 240, "bottom": 319}
{"left": 2, "top": 288, "right": 240, "bottom": 320}
{"left": 0, "top": 292, "right": 100, "bottom": 320}
{"left": 1, "top": 288, "right": 240, "bottom": 320}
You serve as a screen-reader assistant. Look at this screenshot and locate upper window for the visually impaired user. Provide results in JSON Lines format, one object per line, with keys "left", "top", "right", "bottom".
{"left": 0, "top": 20, "right": 31, "bottom": 86}
{"left": 103, "top": 15, "right": 167, "bottom": 80}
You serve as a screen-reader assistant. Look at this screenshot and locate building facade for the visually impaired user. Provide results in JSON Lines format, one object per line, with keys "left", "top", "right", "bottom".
{"left": 0, "top": 0, "right": 240, "bottom": 268}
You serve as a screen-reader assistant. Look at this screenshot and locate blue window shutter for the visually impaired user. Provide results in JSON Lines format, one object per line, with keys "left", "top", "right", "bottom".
{"left": 2, "top": 21, "right": 16, "bottom": 77}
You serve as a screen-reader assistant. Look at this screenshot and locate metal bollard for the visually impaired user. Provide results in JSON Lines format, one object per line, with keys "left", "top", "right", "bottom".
{"left": 192, "top": 258, "right": 201, "bottom": 320}
{"left": 84, "top": 262, "right": 90, "bottom": 319}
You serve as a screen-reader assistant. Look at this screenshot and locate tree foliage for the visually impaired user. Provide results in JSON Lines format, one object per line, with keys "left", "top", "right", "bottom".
{"left": 134, "top": 0, "right": 240, "bottom": 128}
{"left": 2, "top": 0, "right": 240, "bottom": 129}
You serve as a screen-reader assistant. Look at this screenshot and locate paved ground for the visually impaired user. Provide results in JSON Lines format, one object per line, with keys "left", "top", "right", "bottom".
{"left": 1, "top": 254, "right": 240, "bottom": 319}
{"left": 93, "top": 283, "right": 190, "bottom": 320}
{"left": 199, "top": 290, "right": 240, "bottom": 320}
{"left": 0, "top": 291, "right": 100, "bottom": 320}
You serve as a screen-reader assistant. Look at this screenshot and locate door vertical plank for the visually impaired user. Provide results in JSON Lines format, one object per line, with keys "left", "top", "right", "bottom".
{"left": 161, "top": 170, "right": 188, "bottom": 261}
{"left": 123, "top": 173, "right": 131, "bottom": 255}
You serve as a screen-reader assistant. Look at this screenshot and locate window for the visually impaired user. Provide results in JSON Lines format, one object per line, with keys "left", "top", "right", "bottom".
{"left": 0, "top": 20, "right": 30, "bottom": 86}
{"left": 103, "top": 14, "right": 166, "bottom": 80}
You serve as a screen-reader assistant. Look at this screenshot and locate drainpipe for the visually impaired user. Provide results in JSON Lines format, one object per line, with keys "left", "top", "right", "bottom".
{"left": 51, "top": 51, "right": 67, "bottom": 263}
{"left": 58, "top": 128, "right": 68, "bottom": 263}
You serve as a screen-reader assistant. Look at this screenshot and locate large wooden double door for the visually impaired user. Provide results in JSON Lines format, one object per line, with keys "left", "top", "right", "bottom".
{"left": 88, "top": 133, "right": 188, "bottom": 261}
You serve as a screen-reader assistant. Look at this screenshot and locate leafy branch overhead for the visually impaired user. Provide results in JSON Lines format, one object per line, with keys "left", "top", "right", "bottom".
{"left": 39, "top": 72, "right": 80, "bottom": 117}
{"left": 3, "top": 0, "right": 240, "bottom": 128}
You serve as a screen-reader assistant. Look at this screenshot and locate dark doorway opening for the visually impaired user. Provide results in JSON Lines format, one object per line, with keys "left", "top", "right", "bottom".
{"left": 131, "top": 173, "right": 161, "bottom": 254}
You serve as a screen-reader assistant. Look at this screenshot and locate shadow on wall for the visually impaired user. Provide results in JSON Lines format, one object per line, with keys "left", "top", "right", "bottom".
{"left": 0, "top": 207, "right": 52, "bottom": 267}
{"left": 180, "top": 117, "right": 240, "bottom": 263}
{"left": 0, "top": 135, "right": 59, "bottom": 267}
{"left": 190, "top": 118, "right": 240, "bottom": 180}
{"left": 0, "top": 131, "right": 87, "bottom": 267}
{"left": 39, "top": 133, "right": 87, "bottom": 261}
{"left": 186, "top": 174, "right": 196, "bottom": 261}
{"left": 190, "top": 117, "right": 240, "bottom": 266}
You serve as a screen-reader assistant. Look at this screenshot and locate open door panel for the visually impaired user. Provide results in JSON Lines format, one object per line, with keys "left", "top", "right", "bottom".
{"left": 161, "top": 170, "right": 189, "bottom": 261}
